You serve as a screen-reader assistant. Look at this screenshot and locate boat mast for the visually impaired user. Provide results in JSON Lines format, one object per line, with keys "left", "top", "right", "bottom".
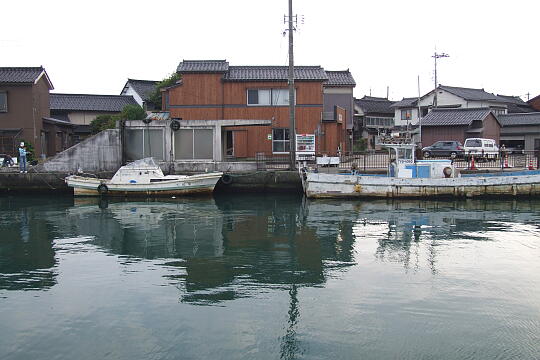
{"left": 287, "top": 0, "right": 296, "bottom": 170}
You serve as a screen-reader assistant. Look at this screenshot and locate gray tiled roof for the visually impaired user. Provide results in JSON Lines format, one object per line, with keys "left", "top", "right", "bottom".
{"left": 50, "top": 94, "right": 138, "bottom": 112}
{"left": 325, "top": 71, "right": 356, "bottom": 87}
{"left": 0, "top": 67, "right": 45, "bottom": 84}
{"left": 496, "top": 94, "right": 527, "bottom": 104}
{"left": 421, "top": 108, "right": 492, "bottom": 126}
{"left": 391, "top": 97, "right": 417, "bottom": 108}
{"left": 499, "top": 112, "right": 540, "bottom": 126}
{"left": 125, "top": 79, "right": 159, "bottom": 101}
{"left": 355, "top": 96, "right": 394, "bottom": 115}
{"left": 439, "top": 85, "right": 500, "bottom": 102}
{"left": 224, "top": 66, "right": 328, "bottom": 82}
{"left": 177, "top": 60, "right": 229, "bottom": 73}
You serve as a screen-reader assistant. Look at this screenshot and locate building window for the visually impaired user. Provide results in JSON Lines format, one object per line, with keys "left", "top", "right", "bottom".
{"left": 365, "top": 116, "right": 394, "bottom": 127}
{"left": 174, "top": 128, "right": 213, "bottom": 160}
{"left": 272, "top": 128, "right": 290, "bottom": 153}
{"left": 401, "top": 109, "right": 412, "bottom": 120}
{"left": 247, "top": 89, "right": 292, "bottom": 106}
{"left": 125, "top": 128, "right": 165, "bottom": 161}
{"left": 0, "top": 92, "right": 7, "bottom": 112}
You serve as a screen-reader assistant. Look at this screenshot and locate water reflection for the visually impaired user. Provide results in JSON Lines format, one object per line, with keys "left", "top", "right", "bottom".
{"left": 0, "top": 196, "right": 73, "bottom": 291}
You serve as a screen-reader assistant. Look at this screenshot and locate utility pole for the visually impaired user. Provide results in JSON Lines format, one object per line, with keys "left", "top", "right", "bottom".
{"left": 287, "top": 0, "right": 296, "bottom": 170}
{"left": 432, "top": 51, "right": 449, "bottom": 108}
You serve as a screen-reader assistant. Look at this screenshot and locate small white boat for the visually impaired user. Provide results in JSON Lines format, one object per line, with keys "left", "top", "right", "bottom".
{"left": 301, "top": 138, "right": 540, "bottom": 199}
{"left": 66, "top": 158, "right": 223, "bottom": 197}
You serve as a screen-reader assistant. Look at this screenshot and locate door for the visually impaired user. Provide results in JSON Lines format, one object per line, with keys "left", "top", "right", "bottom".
{"left": 234, "top": 130, "right": 248, "bottom": 158}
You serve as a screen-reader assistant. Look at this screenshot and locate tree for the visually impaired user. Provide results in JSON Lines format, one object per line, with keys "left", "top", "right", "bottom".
{"left": 148, "top": 72, "right": 180, "bottom": 110}
{"left": 89, "top": 104, "right": 145, "bottom": 134}
{"left": 122, "top": 104, "right": 146, "bottom": 120}
{"left": 90, "top": 114, "right": 117, "bottom": 134}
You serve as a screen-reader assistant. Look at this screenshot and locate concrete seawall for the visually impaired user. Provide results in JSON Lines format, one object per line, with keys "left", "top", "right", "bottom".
{"left": 0, "top": 170, "right": 301, "bottom": 194}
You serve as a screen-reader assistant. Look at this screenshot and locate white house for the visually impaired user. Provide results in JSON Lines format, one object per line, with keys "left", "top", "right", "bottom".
{"left": 120, "top": 79, "right": 159, "bottom": 110}
{"left": 392, "top": 85, "right": 511, "bottom": 127}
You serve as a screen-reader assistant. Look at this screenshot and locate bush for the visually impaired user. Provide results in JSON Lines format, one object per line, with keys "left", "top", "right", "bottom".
{"left": 90, "top": 115, "right": 116, "bottom": 134}
{"left": 148, "top": 73, "right": 180, "bottom": 110}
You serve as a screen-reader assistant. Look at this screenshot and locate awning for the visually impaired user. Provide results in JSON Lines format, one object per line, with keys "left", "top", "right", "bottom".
{"left": 466, "top": 127, "right": 484, "bottom": 134}
{"left": 500, "top": 135, "right": 525, "bottom": 140}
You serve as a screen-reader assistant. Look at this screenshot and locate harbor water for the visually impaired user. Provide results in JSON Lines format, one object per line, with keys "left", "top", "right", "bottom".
{"left": 0, "top": 194, "right": 539, "bottom": 359}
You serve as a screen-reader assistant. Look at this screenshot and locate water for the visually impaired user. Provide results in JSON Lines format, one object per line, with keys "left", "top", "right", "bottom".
{"left": 0, "top": 194, "right": 539, "bottom": 360}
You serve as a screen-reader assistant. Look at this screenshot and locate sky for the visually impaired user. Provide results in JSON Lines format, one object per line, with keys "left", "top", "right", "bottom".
{"left": 1, "top": 0, "right": 539, "bottom": 101}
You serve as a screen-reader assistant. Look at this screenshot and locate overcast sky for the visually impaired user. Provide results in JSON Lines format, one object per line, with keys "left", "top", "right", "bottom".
{"left": 2, "top": 0, "right": 539, "bottom": 101}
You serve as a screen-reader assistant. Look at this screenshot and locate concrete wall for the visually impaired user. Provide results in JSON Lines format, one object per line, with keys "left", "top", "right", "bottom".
{"left": 39, "top": 129, "right": 121, "bottom": 172}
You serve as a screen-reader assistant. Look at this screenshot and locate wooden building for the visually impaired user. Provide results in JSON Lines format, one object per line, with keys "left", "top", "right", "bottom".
{"left": 420, "top": 108, "right": 501, "bottom": 147}
{"left": 0, "top": 67, "right": 74, "bottom": 158}
{"left": 162, "top": 60, "right": 355, "bottom": 159}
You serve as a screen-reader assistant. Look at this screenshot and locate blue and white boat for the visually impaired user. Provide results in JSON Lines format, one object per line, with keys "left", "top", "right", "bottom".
{"left": 300, "top": 138, "right": 540, "bottom": 199}
{"left": 66, "top": 158, "right": 223, "bottom": 197}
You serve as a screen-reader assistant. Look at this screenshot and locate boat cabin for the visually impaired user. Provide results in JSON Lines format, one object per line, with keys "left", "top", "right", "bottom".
{"left": 382, "top": 141, "right": 455, "bottom": 179}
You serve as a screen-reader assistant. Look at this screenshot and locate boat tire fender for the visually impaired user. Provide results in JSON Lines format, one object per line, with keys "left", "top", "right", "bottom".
{"left": 221, "top": 174, "right": 233, "bottom": 185}
{"left": 97, "top": 183, "right": 109, "bottom": 195}
{"left": 443, "top": 167, "right": 452, "bottom": 178}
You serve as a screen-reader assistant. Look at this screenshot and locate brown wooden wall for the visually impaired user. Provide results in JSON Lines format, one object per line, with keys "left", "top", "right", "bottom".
{"left": 529, "top": 96, "right": 540, "bottom": 111}
{"left": 482, "top": 113, "right": 500, "bottom": 143}
{"left": 421, "top": 126, "right": 468, "bottom": 147}
{"left": 166, "top": 77, "right": 336, "bottom": 156}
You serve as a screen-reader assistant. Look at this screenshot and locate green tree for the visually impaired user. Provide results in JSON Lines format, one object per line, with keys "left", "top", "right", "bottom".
{"left": 148, "top": 72, "right": 180, "bottom": 110}
{"left": 122, "top": 104, "right": 146, "bottom": 120}
{"left": 89, "top": 104, "right": 145, "bottom": 134}
{"left": 90, "top": 114, "right": 116, "bottom": 134}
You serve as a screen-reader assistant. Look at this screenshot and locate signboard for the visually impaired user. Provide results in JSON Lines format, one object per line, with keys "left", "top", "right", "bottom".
{"left": 296, "top": 134, "right": 315, "bottom": 160}
{"left": 267, "top": 134, "right": 272, "bottom": 140}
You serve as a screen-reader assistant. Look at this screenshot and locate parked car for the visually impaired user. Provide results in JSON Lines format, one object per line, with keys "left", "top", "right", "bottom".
{"left": 463, "top": 138, "right": 499, "bottom": 160}
{"left": 421, "top": 141, "right": 464, "bottom": 158}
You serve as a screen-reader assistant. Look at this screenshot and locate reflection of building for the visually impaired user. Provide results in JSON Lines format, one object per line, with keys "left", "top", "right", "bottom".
{"left": 0, "top": 197, "right": 64, "bottom": 291}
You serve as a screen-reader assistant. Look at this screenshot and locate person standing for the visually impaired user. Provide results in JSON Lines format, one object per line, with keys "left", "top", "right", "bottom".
{"left": 18, "top": 142, "right": 27, "bottom": 173}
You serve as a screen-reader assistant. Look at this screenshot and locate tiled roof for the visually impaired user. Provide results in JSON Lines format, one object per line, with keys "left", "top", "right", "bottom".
{"left": 496, "top": 94, "right": 527, "bottom": 104}
{"left": 0, "top": 67, "right": 44, "bottom": 83}
{"left": 125, "top": 79, "right": 159, "bottom": 101}
{"left": 421, "top": 108, "right": 492, "bottom": 126}
{"left": 439, "top": 85, "right": 500, "bottom": 102}
{"left": 324, "top": 71, "right": 356, "bottom": 87}
{"left": 224, "top": 66, "right": 328, "bottom": 82}
{"left": 499, "top": 112, "right": 540, "bottom": 126}
{"left": 0, "top": 67, "right": 53, "bottom": 89}
{"left": 177, "top": 60, "right": 229, "bottom": 73}
{"left": 355, "top": 96, "right": 394, "bottom": 115}
{"left": 50, "top": 94, "right": 138, "bottom": 112}
{"left": 391, "top": 97, "right": 417, "bottom": 108}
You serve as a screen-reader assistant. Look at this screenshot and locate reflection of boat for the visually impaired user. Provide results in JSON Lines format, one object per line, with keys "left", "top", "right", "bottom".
{"left": 65, "top": 158, "right": 223, "bottom": 197}
{"left": 301, "top": 140, "right": 540, "bottom": 198}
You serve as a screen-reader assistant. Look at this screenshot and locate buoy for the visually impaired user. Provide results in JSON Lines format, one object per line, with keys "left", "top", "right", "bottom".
{"left": 469, "top": 155, "right": 477, "bottom": 170}
{"left": 528, "top": 157, "right": 534, "bottom": 170}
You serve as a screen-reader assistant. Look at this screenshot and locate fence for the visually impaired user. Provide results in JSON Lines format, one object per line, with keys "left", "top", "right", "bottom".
{"left": 253, "top": 150, "right": 540, "bottom": 172}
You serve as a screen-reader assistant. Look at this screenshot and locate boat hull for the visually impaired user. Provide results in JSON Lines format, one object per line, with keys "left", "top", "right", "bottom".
{"left": 302, "top": 170, "right": 540, "bottom": 198}
{"left": 66, "top": 173, "right": 223, "bottom": 197}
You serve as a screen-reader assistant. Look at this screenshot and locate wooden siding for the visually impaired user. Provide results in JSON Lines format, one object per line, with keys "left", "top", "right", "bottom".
{"left": 482, "top": 113, "right": 500, "bottom": 142}
{"left": 167, "top": 76, "right": 334, "bottom": 156}
{"left": 422, "top": 126, "right": 468, "bottom": 146}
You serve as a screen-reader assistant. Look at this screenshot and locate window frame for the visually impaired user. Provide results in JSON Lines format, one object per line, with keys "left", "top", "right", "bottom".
{"left": 247, "top": 88, "right": 294, "bottom": 107}
{"left": 401, "top": 109, "right": 412, "bottom": 120}
{"left": 272, "top": 128, "right": 290, "bottom": 154}
{"left": 0, "top": 91, "right": 7, "bottom": 112}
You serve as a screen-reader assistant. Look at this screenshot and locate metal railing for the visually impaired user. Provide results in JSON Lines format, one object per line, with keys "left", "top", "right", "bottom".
{"left": 252, "top": 150, "right": 540, "bottom": 172}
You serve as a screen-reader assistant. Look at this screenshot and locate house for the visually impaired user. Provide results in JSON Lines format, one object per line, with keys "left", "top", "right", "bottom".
{"left": 419, "top": 108, "right": 500, "bottom": 147}
{"left": 392, "top": 85, "right": 511, "bottom": 127}
{"left": 157, "top": 59, "right": 355, "bottom": 160}
{"left": 528, "top": 94, "right": 540, "bottom": 111}
{"left": 353, "top": 96, "right": 395, "bottom": 149}
{"left": 50, "top": 93, "right": 138, "bottom": 142}
{"left": 499, "top": 112, "right": 540, "bottom": 151}
{"left": 0, "top": 66, "right": 73, "bottom": 158}
{"left": 496, "top": 95, "right": 535, "bottom": 114}
{"left": 120, "top": 79, "right": 159, "bottom": 110}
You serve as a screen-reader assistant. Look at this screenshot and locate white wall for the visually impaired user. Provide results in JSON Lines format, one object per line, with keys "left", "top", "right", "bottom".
{"left": 121, "top": 85, "right": 144, "bottom": 106}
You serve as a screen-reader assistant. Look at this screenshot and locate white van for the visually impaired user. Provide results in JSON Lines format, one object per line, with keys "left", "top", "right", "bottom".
{"left": 463, "top": 138, "right": 499, "bottom": 160}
